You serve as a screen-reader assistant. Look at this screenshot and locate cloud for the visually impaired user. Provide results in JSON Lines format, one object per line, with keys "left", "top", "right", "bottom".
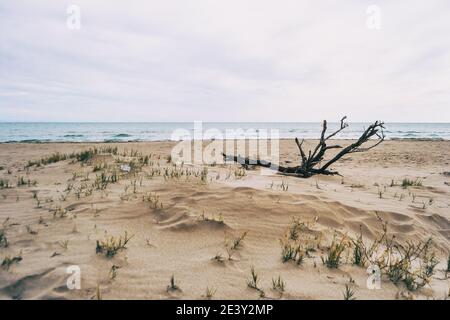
{"left": 0, "top": 0, "right": 449, "bottom": 121}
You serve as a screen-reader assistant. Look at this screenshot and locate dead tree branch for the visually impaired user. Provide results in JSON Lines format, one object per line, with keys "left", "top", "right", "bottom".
{"left": 222, "top": 117, "right": 385, "bottom": 178}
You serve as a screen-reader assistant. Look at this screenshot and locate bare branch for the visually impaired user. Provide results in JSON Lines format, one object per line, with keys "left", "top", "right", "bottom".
{"left": 295, "top": 138, "right": 307, "bottom": 165}
{"left": 223, "top": 118, "right": 385, "bottom": 178}
{"left": 325, "top": 116, "right": 348, "bottom": 140}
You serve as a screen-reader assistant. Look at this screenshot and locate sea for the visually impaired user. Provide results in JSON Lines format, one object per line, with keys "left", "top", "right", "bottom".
{"left": 0, "top": 122, "right": 449, "bottom": 142}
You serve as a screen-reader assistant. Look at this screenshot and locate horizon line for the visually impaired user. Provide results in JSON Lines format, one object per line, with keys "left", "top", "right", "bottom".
{"left": 1, "top": 121, "right": 450, "bottom": 124}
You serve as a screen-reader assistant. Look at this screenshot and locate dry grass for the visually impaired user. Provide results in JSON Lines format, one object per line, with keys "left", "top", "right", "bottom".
{"left": 246, "top": 266, "right": 262, "bottom": 291}
{"left": 17, "top": 176, "right": 37, "bottom": 187}
{"left": 280, "top": 240, "right": 302, "bottom": 263}
{"left": 272, "top": 275, "right": 286, "bottom": 294}
{"left": 234, "top": 167, "right": 246, "bottom": 179}
{"left": 94, "top": 171, "right": 119, "bottom": 190}
{"left": 109, "top": 265, "right": 120, "bottom": 280}
{"left": 143, "top": 192, "right": 163, "bottom": 210}
{"left": 385, "top": 238, "right": 438, "bottom": 291}
{"left": 350, "top": 229, "right": 376, "bottom": 267}
{"left": 321, "top": 234, "right": 348, "bottom": 269}
{"left": 211, "top": 252, "right": 225, "bottom": 263}
{"left": 447, "top": 254, "right": 450, "bottom": 274}
{"left": 220, "top": 231, "right": 249, "bottom": 261}
{"left": 1, "top": 252, "right": 22, "bottom": 270}
{"left": 280, "top": 217, "right": 321, "bottom": 265}
{"left": 167, "top": 275, "right": 180, "bottom": 292}
{"left": 348, "top": 216, "right": 439, "bottom": 291}
{"left": 402, "top": 178, "right": 423, "bottom": 188}
{"left": 229, "top": 231, "right": 248, "bottom": 251}
{"left": 343, "top": 284, "right": 356, "bottom": 300}
{"left": 205, "top": 286, "right": 217, "bottom": 299}
{"left": 96, "top": 231, "right": 134, "bottom": 258}
{"left": 26, "top": 225, "right": 38, "bottom": 235}
{"left": 26, "top": 147, "right": 119, "bottom": 168}
{"left": 0, "top": 230, "right": 8, "bottom": 248}
{"left": 200, "top": 212, "right": 224, "bottom": 224}
{"left": 0, "top": 179, "right": 12, "bottom": 189}
{"left": 96, "top": 284, "right": 102, "bottom": 300}
{"left": 58, "top": 240, "right": 69, "bottom": 250}
{"left": 52, "top": 207, "right": 68, "bottom": 219}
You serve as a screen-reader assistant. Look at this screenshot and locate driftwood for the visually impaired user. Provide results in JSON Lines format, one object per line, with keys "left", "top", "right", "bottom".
{"left": 223, "top": 117, "right": 385, "bottom": 178}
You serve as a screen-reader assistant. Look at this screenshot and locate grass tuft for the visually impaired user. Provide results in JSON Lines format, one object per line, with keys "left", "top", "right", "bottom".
{"left": 96, "top": 284, "right": 102, "bottom": 300}
{"left": 322, "top": 234, "right": 347, "bottom": 269}
{"left": 343, "top": 284, "right": 356, "bottom": 300}
{"left": 385, "top": 238, "right": 438, "bottom": 291}
{"left": 211, "top": 252, "right": 225, "bottom": 263}
{"left": 280, "top": 218, "right": 320, "bottom": 265}
{"left": 447, "top": 254, "right": 450, "bottom": 274}
{"left": 0, "top": 230, "right": 8, "bottom": 248}
{"left": 96, "top": 231, "right": 134, "bottom": 258}
{"left": 143, "top": 192, "right": 163, "bottom": 210}
{"left": 348, "top": 216, "right": 440, "bottom": 292}
{"left": 26, "top": 225, "right": 38, "bottom": 235}
{"left": 205, "top": 286, "right": 217, "bottom": 299}
{"left": 230, "top": 231, "right": 248, "bottom": 251}
{"left": 401, "top": 178, "right": 422, "bottom": 188}
{"left": 200, "top": 212, "right": 224, "bottom": 224}
{"left": 26, "top": 147, "right": 118, "bottom": 168}
{"left": 0, "top": 179, "right": 12, "bottom": 189}
{"left": 58, "top": 240, "right": 69, "bottom": 250}
{"left": 17, "top": 176, "right": 37, "bottom": 187}
{"left": 167, "top": 275, "right": 180, "bottom": 292}
{"left": 1, "top": 252, "right": 22, "bottom": 270}
{"left": 350, "top": 228, "right": 375, "bottom": 268}
{"left": 109, "top": 265, "right": 120, "bottom": 280}
{"left": 246, "top": 266, "right": 261, "bottom": 291}
{"left": 272, "top": 275, "right": 286, "bottom": 294}
{"left": 280, "top": 240, "right": 302, "bottom": 263}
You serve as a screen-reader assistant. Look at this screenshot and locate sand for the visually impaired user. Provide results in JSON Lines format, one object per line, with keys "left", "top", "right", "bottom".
{"left": 0, "top": 140, "right": 449, "bottom": 300}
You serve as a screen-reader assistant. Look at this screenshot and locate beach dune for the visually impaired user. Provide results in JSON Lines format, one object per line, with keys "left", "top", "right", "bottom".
{"left": 0, "top": 140, "right": 449, "bottom": 300}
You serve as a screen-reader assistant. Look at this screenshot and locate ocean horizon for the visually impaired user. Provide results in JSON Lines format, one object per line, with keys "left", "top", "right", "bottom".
{"left": 0, "top": 122, "right": 449, "bottom": 142}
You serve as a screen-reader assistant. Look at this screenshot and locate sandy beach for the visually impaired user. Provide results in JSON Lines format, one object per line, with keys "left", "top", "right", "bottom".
{"left": 0, "top": 139, "right": 449, "bottom": 300}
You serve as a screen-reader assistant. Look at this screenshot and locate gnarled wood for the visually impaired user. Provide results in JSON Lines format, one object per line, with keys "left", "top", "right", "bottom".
{"left": 223, "top": 117, "right": 385, "bottom": 178}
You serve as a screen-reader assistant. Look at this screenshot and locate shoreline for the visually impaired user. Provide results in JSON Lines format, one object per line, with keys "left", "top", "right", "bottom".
{"left": 0, "top": 137, "right": 447, "bottom": 144}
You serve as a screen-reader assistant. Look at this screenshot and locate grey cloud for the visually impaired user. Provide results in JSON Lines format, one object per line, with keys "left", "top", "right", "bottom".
{"left": 0, "top": 0, "right": 449, "bottom": 121}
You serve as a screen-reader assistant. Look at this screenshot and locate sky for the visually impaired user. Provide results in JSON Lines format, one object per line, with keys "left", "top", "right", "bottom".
{"left": 0, "top": 0, "right": 449, "bottom": 122}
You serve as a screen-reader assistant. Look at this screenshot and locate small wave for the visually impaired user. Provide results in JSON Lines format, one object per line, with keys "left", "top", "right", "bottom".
{"left": 391, "top": 137, "right": 444, "bottom": 141}
{"left": 103, "top": 138, "right": 141, "bottom": 143}
{"left": 4, "top": 139, "right": 50, "bottom": 143}
{"left": 63, "top": 134, "right": 84, "bottom": 138}
{"left": 113, "top": 133, "right": 132, "bottom": 138}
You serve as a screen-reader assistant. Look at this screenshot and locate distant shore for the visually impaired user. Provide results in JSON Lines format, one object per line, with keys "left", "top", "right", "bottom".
{"left": 1, "top": 122, "right": 450, "bottom": 142}
{"left": 0, "top": 137, "right": 447, "bottom": 144}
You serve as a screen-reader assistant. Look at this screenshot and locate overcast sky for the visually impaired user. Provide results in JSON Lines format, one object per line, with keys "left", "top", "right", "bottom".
{"left": 0, "top": 0, "right": 449, "bottom": 122}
